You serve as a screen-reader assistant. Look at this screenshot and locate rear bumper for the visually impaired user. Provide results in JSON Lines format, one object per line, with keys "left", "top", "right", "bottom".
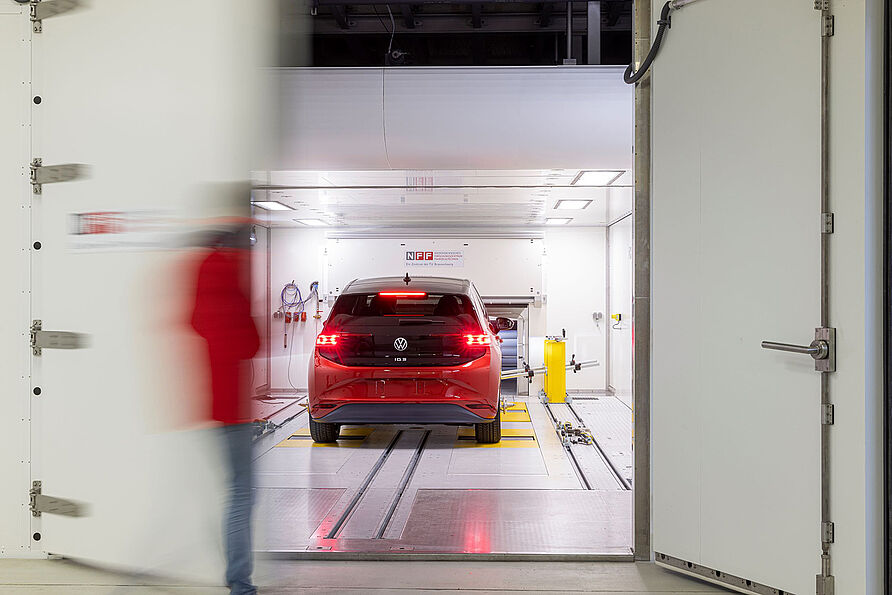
{"left": 308, "top": 350, "right": 501, "bottom": 421}
{"left": 313, "top": 403, "right": 492, "bottom": 424}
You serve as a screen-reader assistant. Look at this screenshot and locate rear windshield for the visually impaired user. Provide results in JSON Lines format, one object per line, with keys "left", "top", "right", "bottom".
{"left": 328, "top": 292, "right": 478, "bottom": 326}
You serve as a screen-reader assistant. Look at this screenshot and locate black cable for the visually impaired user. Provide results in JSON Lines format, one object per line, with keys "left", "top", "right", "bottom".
{"left": 623, "top": 1, "right": 672, "bottom": 85}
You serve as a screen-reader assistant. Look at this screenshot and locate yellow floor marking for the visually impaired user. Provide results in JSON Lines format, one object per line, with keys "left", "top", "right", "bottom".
{"left": 454, "top": 426, "right": 537, "bottom": 449}
{"left": 276, "top": 426, "right": 374, "bottom": 448}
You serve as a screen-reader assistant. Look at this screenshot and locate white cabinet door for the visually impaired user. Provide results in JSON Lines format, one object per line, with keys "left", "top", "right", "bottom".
{"left": 29, "top": 0, "right": 272, "bottom": 581}
{"left": 650, "top": 3, "right": 825, "bottom": 594}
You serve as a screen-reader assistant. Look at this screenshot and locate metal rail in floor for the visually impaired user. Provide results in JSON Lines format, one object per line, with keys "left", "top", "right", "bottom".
{"left": 254, "top": 396, "right": 633, "bottom": 557}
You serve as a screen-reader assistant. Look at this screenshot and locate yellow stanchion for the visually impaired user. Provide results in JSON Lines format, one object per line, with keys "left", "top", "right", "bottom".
{"left": 543, "top": 338, "right": 567, "bottom": 403}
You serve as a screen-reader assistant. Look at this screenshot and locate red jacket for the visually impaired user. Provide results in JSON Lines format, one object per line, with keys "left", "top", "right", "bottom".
{"left": 191, "top": 248, "right": 259, "bottom": 425}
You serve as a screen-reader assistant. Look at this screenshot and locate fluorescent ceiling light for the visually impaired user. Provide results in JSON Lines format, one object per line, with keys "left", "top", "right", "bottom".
{"left": 294, "top": 218, "right": 328, "bottom": 227}
{"left": 571, "top": 170, "right": 624, "bottom": 186}
{"left": 252, "top": 201, "right": 293, "bottom": 211}
{"left": 554, "top": 199, "right": 592, "bottom": 210}
{"left": 546, "top": 217, "right": 572, "bottom": 225}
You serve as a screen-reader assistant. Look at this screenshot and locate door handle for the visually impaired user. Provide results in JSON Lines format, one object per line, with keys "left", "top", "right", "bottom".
{"left": 760, "top": 340, "right": 829, "bottom": 360}
{"left": 761, "top": 327, "right": 836, "bottom": 372}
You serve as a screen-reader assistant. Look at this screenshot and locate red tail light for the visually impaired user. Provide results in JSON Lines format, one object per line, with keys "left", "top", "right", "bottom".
{"left": 464, "top": 334, "right": 490, "bottom": 346}
{"left": 316, "top": 334, "right": 339, "bottom": 346}
{"left": 378, "top": 291, "right": 427, "bottom": 298}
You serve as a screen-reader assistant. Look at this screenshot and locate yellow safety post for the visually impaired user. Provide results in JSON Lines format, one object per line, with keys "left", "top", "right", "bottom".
{"left": 543, "top": 338, "right": 567, "bottom": 403}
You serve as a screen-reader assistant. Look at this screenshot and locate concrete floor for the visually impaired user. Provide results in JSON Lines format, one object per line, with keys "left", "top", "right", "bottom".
{"left": 0, "top": 558, "right": 734, "bottom": 594}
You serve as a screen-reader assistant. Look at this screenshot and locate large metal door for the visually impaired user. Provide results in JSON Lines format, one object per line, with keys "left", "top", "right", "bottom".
{"left": 28, "top": 1, "right": 272, "bottom": 580}
{"left": 649, "top": 2, "right": 832, "bottom": 594}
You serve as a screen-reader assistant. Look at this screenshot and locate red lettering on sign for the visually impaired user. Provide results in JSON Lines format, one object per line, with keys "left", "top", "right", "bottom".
{"left": 424, "top": 252, "right": 433, "bottom": 261}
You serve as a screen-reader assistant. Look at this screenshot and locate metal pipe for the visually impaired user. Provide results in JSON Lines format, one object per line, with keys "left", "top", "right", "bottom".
{"left": 631, "top": 0, "right": 652, "bottom": 562}
{"left": 566, "top": 1, "right": 573, "bottom": 61}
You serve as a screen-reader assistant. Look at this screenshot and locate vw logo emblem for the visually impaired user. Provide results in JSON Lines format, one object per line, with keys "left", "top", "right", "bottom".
{"left": 393, "top": 337, "right": 408, "bottom": 352}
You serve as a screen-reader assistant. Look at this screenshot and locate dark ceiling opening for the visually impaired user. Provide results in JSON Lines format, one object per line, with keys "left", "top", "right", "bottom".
{"left": 281, "top": 0, "right": 633, "bottom": 67}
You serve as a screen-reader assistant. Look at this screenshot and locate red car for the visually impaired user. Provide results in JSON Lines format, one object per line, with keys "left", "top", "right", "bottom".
{"left": 308, "top": 276, "right": 506, "bottom": 443}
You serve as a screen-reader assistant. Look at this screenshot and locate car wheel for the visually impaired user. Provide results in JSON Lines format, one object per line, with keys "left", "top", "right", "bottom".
{"left": 309, "top": 417, "right": 341, "bottom": 443}
{"left": 474, "top": 409, "right": 501, "bottom": 444}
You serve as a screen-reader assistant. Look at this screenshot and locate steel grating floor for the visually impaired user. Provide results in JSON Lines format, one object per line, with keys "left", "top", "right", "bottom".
{"left": 253, "top": 396, "right": 633, "bottom": 556}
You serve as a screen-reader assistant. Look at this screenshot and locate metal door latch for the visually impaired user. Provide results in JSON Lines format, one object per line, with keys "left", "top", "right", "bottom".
{"left": 30, "top": 158, "right": 89, "bottom": 194}
{"left": 761, "top": 327, "right": 836, "bottom": 372}
{"left": 29, "top": 0, "right": 81, "bottom": 33}
{"left": 29, "top": 481, "right": 85, "bottom": 517}
{"left": 30, "top": 320, "right": 88, "bottom": 356}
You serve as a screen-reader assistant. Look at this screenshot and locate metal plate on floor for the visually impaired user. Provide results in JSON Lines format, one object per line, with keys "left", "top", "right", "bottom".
{"left": 397, "top": 489, "right": 632, "bottom": 554}
{"left": 277, "top": 426, "right": 375, "bottom": 448}
{"left": 255, "top": 488, "right": 346, "bottom": 550}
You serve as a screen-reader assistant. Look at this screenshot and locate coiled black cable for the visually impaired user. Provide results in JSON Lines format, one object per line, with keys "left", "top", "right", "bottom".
{"left": 623, "top": 1, "right": 673, "bottom": 85}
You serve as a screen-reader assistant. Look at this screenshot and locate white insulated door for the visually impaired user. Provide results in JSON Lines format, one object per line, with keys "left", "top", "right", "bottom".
{"left": 28, "top": 1, "right": 272, "bottom": 580}
{"left": 650, "top": 3, "right": 824, "bottom": 594}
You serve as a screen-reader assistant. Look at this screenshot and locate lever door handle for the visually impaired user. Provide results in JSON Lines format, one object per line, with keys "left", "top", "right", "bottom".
{"left": 761, "top": 340, "right": 829, "bottom": 361}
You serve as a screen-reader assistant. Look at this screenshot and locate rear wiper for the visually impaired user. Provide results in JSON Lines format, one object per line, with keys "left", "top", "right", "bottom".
{"left": 398, "top": 318, "right": 445, "bottom": 325}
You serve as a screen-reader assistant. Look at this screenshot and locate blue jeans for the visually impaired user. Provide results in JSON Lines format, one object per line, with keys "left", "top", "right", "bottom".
{"left": 221, "top": 423, "right": 256, "bottom": 595}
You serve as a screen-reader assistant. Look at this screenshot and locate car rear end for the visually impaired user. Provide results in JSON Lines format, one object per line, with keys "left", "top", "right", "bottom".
{"left": 308, "top": 284, "right": 501, "bottom": 426}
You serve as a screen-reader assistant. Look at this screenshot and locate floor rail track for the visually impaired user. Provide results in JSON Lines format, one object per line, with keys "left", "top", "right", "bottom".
{"left": 374, "top": 429, "right": 432, "bottom": 539}
{"left": 325, "top": 430, "right": 404, "bottom": 539}
{"left": 567, "top": 402, "right": 632, "bottom": 491}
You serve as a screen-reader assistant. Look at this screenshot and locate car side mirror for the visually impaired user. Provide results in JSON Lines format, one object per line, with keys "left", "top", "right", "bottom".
{"left": 489, "top": 321, "right": 499, "bottom": 334}
{"left": 495, "top": 317, "right": 513, "bottom": 331}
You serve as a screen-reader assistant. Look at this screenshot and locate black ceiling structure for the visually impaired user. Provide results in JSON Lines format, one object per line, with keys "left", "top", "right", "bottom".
{"left": 284, "top": 0, "right": 632, "bottom": 67}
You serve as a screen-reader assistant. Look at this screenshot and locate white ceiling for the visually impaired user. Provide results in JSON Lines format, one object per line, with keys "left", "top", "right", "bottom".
{"left": 252, "top": 168, "right": 633, "bottom": 229}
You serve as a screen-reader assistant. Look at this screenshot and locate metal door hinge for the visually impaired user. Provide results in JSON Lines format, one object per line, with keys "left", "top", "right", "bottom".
{"left": 821, "top": 212, "right": 834, "bottom": 234}
{"left": 29, "top": 481, "right": 85, "bottom": 517}
{"left": 821, "top": 15, "right": 835, "bottom": 37}
{"left": 820, "top": 403, "right": 834, "bottom": 425}
{"left": 816, "top": 573, "right": 835, "bottom": 595}
{"left": 30, "top": 158, "right": 89, "bottom": 194}
{"left": 30, "top": 320, "right": 88, "bottom": 356}
{"left": 30, "top": 0, "right": 81, "bottom": 33}
{"left": 821, "top": 521, "right": 835, "bottom": 543}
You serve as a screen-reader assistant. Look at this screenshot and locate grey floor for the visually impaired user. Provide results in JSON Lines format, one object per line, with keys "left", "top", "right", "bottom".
{"left": 0, "top": 558, "right": 734, "bottom": 594}
{"left": 254, "top": 395, "right": 634, "bottom": 555}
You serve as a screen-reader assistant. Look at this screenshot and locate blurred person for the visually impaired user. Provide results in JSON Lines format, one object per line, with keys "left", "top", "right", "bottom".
{"left": 190, "top": 221, "right": 260, "bottom": 595}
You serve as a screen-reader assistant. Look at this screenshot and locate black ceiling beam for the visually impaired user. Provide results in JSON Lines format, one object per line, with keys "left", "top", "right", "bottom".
{"left": 331, "top": 4, "right": 351, "bottom": 28}
{"left": 400, "top": 4, "right": 416, "bottom": 28}
{"left": 471, "top": 3, "right": 482, "bottom": 28}
{"left": 537, "top": 2, "right": 553, "bottom": 27}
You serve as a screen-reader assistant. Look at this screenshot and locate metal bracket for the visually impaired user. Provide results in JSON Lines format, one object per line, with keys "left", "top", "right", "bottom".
{"left": 29, "top": 481, "right": 85, "bottom": 517}
{"left": 821, "top": 14, "right": 835, "bottom": 37}
{"left": 30, "top": 0, "right": 81, "bottom": 33}
{"left": 30, "top": 158, "right": 89, "bottom": 194}
{"left": 820, "top": 403, "right": 835, "bottom": 425}
{"left": 821, "top": 212, "right": 834, "bottom": 234}
{"left": 821, "top": 521, "right": 835, "bottom": 543}
{"left": 30, "top": 320, "right": 88, "bottom": 356}
{"left": 813, "top": 0, "right": 830, "bottom": 10}
{"left": 813, "top": 327, "right": 836, "bottom": 372}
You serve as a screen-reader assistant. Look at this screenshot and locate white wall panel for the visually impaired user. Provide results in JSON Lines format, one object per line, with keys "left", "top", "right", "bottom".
{"left": 543, "top": 228, "right": 607, "bottom": 389}
{"left": 607, "top": 217, "right": 632, "bottom": 398}
{"left": 266, "top": 230, "right": 609, "bottom": 392}
{"left": 0, "top": 7, "right": 31, "bottom": 557}
{"left": 277, "top": 67, "right": 633, "bottom": 171}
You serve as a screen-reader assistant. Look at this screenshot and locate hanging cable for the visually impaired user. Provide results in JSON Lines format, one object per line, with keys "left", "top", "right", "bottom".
{"left": 623, "top": 2, "right": 672, "bottom": 85}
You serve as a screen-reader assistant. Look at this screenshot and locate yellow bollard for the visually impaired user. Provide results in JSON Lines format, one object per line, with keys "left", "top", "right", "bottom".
{"left": 543, "top": 338, "right": 567, "bottom": 403}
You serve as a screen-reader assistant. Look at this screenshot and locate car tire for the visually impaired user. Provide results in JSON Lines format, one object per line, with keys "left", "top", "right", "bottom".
{"left": 474, "top": 409, "right": 501, "bottom": 444}
{"left": 309, "top": 418, "right": 341, "bottom": 443}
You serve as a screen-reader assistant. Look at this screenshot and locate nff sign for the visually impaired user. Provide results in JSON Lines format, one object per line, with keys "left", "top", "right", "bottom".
{"left": 406, "top": 251, "right": 434, "bottom": 261}
{"left": 405, "top": 249, "right": 464, "bottom": 267}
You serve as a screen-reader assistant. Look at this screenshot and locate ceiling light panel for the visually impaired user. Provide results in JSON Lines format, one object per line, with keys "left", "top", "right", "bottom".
{"left": 546, "top": 218, "right": 573, "bottom": 225}
{"left": 294, "top": 218, "right": 329, "bottom": 226}
{"left": 253, "top": 201, "right": 293, "bottom": 211}
{"left": 554, "top": 199, "right": 592, "bottom": 210}
{"left": 571, "top": 170, "right": 625, "bottom": 186}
